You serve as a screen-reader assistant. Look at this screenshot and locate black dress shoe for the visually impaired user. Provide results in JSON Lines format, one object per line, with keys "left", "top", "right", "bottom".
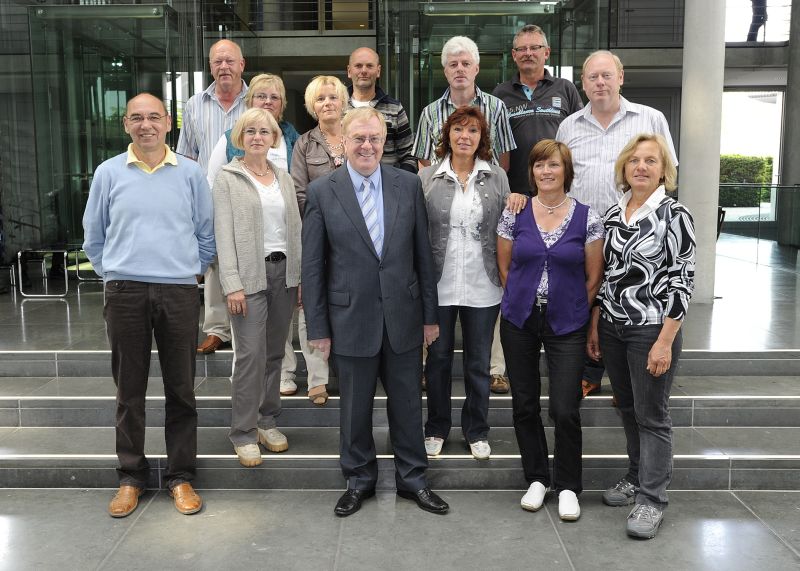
{"left": 334, "top": 488, "right": 375, "bottom": 517}
{"left": 397, "top": 487, "right": 449, "bottom": 514}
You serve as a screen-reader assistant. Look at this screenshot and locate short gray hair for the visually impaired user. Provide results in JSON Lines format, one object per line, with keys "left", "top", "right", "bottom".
{"left": 441, "top": 36, "right": 480, "bottom": 67}
{"left": 513, "top": 24, "right": 549, "bottom": 48}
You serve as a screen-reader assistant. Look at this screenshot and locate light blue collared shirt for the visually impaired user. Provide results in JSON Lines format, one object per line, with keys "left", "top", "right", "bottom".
{"left": 346, "top": 162, "right": 384, "bottom": 256}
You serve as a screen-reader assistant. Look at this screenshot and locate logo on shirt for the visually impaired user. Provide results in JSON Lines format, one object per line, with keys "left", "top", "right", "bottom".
{"left": 552, "top": 97, "right": 562, "bottom": 109}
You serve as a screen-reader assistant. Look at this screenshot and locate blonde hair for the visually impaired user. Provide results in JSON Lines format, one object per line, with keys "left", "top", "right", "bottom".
{"left": 581, "top": 50, "right": 624, "bottom": 76}
{"left": 614, "top": 134, "right": 677, "bottom": 192}
{"left": 303, "top": 75, "right": 348, "bottom": 120}
{"left": 230, "top": 108, "right": 280, "bottom": 150}
{"left": 342, "top": 107, "right": 387, "bottom": 138}
{"left": 244, "top": 74, "right": 287, "bottom": 120}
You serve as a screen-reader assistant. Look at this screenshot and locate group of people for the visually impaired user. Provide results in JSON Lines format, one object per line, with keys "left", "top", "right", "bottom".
{"left": 82, "top": 25, "right": 695, "bottom": 540}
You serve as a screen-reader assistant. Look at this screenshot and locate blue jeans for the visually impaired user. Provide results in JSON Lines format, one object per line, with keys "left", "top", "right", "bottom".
{"left": 500, "top": 308, "right": 585, "bottom": 493}
{"left": 599, "top": 318, "right": 682, "bottom": 509}
{"left": 424, "top": 304, "right": 499, "bottom": 443}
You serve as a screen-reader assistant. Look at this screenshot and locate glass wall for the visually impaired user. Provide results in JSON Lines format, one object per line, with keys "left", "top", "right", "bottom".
{"left": 378, "top": 1, "right": 604, "bottom": 128}
{"left": 27, "top": 4, "right": 193, "bottom": 248}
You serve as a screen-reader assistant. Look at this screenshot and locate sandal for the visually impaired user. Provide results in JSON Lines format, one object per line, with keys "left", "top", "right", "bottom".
{"left": 308, "top": 386, "right": 329, "bottom": 407}
{"left": 581, "top": 379, "right": 601, "bottom": 399}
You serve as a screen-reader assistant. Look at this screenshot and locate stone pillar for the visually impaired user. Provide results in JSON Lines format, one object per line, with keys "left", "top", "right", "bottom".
{"left": 678, "top": 0, "right": 726, "bottom": 304}
{"left": 776, "top": 1, "right": 800, "bottom": 248}
{"left": 781, "top": 1, "right": 800, "bottom": 187}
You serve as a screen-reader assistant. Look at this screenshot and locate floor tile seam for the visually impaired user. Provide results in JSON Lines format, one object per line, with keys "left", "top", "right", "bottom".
{"left": 730, "top": 491, "right": 800, "bottom": 560}
{"left": 543, "top": 502, "right": 577, "bottom": 571}
{"left": 93, "top": 490, "right": 161, "bottom": 570}
{"left": 333, "top": 514, "right": 345, "bottom": 571}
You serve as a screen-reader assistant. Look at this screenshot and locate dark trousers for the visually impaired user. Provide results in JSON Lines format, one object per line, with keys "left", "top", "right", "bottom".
{"left": 104, "top": 280, "right": 200, "bottom": 489}
{"left": 500, "top": 308, "right": 585, "bottom": 494}
{"left": 336, "top": 327, "right": 428, "bottom": 492}
{"left": 424, "top": 304, "right": 498, "bottom": 443}
{"left": 599, "top": 319, "right": 681, "bottom": 509}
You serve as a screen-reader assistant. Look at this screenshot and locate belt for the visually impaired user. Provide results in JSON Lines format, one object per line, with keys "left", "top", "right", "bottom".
{"left": 265, "top": 252, "right": 286, "bottom": 262}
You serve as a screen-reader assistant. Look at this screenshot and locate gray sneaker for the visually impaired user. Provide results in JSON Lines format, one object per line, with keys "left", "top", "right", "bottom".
{"left": 603, "top": 477, "right": 639, "bottom": 506}
{"left": 626, "top": 504, "right": 664, "bottom": 539}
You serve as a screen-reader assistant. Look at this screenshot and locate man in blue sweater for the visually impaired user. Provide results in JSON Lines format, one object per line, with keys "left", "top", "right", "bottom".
{"left": 83, "top": 93, "right": 216, "bottom": 518}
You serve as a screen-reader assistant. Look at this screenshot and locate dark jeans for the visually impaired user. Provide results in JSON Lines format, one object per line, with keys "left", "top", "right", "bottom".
{"left": 424, "top": 304, "right": 499, "bottom": 443}
{"left": 104, "top": 280, "right": 200, "bottom": 489}
{"left": 500, "top": 308, "right": 585, "bottom": 494}
{"left": 599, "top": 318, "right": 682, "bottom": 509}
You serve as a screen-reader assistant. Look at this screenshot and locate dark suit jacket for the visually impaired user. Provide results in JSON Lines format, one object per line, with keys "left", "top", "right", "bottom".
{"left": 301, "top": 164, "right": 438, "bottom": 358}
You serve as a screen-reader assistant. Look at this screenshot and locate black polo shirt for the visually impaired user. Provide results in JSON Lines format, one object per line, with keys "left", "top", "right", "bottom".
{"left": 492, "top": 70, "right": 583, "bottom": 195}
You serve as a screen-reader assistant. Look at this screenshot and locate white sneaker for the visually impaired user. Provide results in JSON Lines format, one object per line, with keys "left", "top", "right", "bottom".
{"left": 521, "top": 482, "right": 549, "bottom": 512}
{"left": 469, "top": 440, "right": 491, "bottom": 460}
{"left": 257, "top": 427, "right": 289, "bottom": 452}
{"left": 558, "top": 490, "right": 581, "bottom": 521}
{"left": 424, "top": 437, "right": 444, "bottom": 457}
{"left": 280, "top": 378, "right": 298, "bottom": 395}
{"left": 234, "top": 443, "right": 262, "bottom": 467}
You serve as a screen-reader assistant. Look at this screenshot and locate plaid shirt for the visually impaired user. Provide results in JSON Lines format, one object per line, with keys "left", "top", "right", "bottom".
{"left": 412, "top": 86, "right": 516, "bottom": 165}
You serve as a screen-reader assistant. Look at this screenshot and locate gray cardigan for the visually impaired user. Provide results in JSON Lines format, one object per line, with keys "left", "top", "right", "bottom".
{"left": 419, "top": 159, "right": 510, "bottom": 287}
{"left": 212, "top": 158, "right": 302, "bottom": 295}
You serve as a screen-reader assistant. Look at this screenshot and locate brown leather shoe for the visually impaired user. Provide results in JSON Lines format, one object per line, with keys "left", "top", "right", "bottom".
{"left": 108, "top": 485, "right": 144, "bottom": 518}
{"left": 490, "top": 375, "right": 510, "bottom": 394}
{"left": 197, "top": 334, "right": 227, "bottom": 354}
{"left": 169, "top": 483, "right": 203, "bottom": 515}
{"left": 581, "top": 379, "right": 601, "bottom": 399}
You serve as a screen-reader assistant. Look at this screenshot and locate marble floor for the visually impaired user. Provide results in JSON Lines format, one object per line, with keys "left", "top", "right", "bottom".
{"left": 1, "top": 237, "right": 799, "bottom": 352}
{"left": 0, "top": 489, "right": 797, "bottom": 570}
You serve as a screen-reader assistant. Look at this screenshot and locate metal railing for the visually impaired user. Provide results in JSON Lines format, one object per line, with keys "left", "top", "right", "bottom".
{"left": 202, "top": 0, "right": 374, "bottom": 34}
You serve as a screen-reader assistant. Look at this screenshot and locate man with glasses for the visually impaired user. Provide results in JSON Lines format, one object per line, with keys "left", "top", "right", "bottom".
{"left": 83, "top": 93, "right": 215, "bottom": 518}
{"left": 178, "top": 39, "right": 248, "bottom": 355}
{"left": 302, "top": 107, "right": 448, "bottom": 517}
{"left": 555, "top": 50, "right": 677, "bottom": 401}
{"left": 493, "top": 24, "right": 583, "bottom": 196}
{"left": 347, "top": 47, "right": 417, "bottom": 173}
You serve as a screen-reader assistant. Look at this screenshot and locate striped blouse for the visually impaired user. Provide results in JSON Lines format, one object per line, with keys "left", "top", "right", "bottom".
{"left": 598, "top": 187, "right": 695, "bottom": 325}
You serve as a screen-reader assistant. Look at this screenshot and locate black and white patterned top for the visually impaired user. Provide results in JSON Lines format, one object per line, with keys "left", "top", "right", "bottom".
{"left": 598, "top": 188, "right": 695, "bottom": 325}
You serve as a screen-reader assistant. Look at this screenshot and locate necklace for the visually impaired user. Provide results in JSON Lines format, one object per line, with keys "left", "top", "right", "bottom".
{"left": 321, "top": 130, "right": 344, "bottom": 154}
{"left": 534, "top": 195, "right": 569, "bottom": 215}
{"left": 241, "top": 159, "right": 271, "bottom": 177}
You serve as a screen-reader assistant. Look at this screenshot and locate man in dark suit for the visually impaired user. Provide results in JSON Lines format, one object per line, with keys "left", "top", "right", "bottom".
{"left": 302, "top": 106, "right": 449, "bottom": 517}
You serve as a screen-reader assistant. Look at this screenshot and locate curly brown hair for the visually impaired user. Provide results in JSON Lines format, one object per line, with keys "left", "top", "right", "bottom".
{"left": 434, "top": 107, "right": 493, "bottom": 162}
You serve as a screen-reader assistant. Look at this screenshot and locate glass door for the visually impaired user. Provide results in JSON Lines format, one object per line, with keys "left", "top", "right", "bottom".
{"left": 27, "top": 4, "right": 191, "bottom": 248}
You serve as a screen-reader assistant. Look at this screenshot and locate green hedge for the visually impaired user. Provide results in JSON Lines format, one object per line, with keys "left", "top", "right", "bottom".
{"left": 719, "top": 154, "right": 773, "bottom": 207}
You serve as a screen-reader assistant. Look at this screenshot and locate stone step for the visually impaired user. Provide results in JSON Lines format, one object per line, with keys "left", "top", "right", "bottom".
{"left": 0, "top": 376, "right": 798, "bottom": 428}
{"left": 1, "top": 349, "right": 798, "bottom": 377}
{"left": 0, "top": 426, "right": 797, "bottom": 490}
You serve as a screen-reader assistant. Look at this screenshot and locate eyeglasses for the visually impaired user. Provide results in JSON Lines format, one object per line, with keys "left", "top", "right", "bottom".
{"left": 513, "top": 45, "right": 546, "bottom": 54}
{"left": 253, "top": 93, "right": 281, "bottom": 102}
{"left": 244, "top": 128, "right": 272, "bottom": 137}
{"left": 348, "top": 136, "right": 384, "bottom": 146}
{"left": 125, "top": 113, "right": 168, "bottom": 124}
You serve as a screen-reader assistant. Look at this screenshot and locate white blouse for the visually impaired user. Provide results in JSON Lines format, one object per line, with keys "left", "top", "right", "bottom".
{"left": 244, "top": 171, "right": 287, "bottom": 256}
